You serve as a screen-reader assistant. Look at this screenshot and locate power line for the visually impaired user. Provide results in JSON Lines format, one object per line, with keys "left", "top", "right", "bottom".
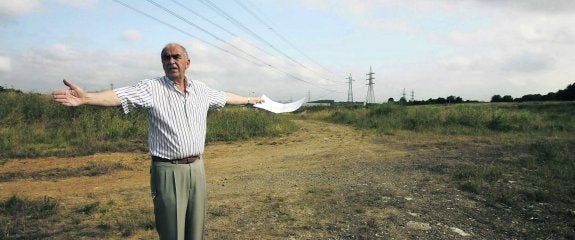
{"left": 144, "top": 0, "right": 308, "bottom": 85}
{"left": 113, "top": 0, "right": 339, "bottom": 93}
{"left": 236, "top": 0, "right": 341, "bottom": 80}
{"left": 198, "top": 0, "right": 286, "bottom": 58}
{"left": 170, "top": 0, "right": 278, "bottom": 63}
{"left": 112, "top": 0, "right": 256, "bottom": 65}
{"left": 197, "top": 0, "right": 325, "bottom": 80}
{"left": 170, "top": 0, "right": 237, "bottom": 37}
{"left": 173, "top": 0, "right": 338, "bottom": 86}
{"left": 145, "top": 0, "right": 268, "bottom": 67}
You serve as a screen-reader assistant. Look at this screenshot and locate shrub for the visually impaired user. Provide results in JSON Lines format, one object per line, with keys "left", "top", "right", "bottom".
{"left": 0, "top": 195, "right": 59, "bottom": 219}
{"left": 321, "top": 102, "right": 574, "bottom": 136}
{"left": 0, "top": 92, "right": 296, "bottom": 159}
{"left": 206, "top": 107, "right": 297, "bottom": 142}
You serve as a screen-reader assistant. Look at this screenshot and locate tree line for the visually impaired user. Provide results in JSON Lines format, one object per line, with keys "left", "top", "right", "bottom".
{"left": 389, "top": 95, "right": 478, "bottom": 105}
{"left": 385, "top": 82, "right": 574, "bottom": 105}
{"left": 491, "top": 82, "right": 575, "bottom": 102}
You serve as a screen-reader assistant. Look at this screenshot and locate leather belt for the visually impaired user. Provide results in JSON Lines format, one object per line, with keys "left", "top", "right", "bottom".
{"left": 152, "top": 155, "right": 200, "bottom": 164}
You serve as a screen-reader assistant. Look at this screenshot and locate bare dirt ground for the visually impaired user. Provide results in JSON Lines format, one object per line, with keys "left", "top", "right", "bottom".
{"left": 0, "top": 119, "right": 569, "bottom": 239}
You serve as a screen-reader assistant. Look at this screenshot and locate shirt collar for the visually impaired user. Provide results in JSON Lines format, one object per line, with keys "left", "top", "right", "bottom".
{"left": 164, "top": 76, "right": 192, "bottom": 93}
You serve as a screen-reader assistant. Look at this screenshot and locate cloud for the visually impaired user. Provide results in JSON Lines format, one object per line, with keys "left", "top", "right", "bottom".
{"left": 0, "top": 0, "right": 43, "bottom": 17}
{"left": 500, "top": 53, "right": 553, "bottom": 73}
{"left": 280, "top": 0, "right": 575, "bottom": 101}
{"left": 54, "top": 0, "right": 98, "bottom": 8}
{"left": 0, "top": 56, "right": 11, "bottom": 72}
{"left": 0, "top": 41, "right": 301, "bottom": 97}
{"left": 0, "top": 43, "right": 160, "bottom": 92}
{"left": 357, "top": 18, "right": 412, "bottom": 33}
{"left": 122, "top": 30, "right": 143, "bottom": 42}
{"left": 40, "top": 44, "right": 81, "bottom": 61}
{"left": 474, "top": 0, "right": 575, "bottom": 13}
{"left": 179, "top": 38, "right": 330, "bottom": 100}
{"left": 0, "top": 0, "right": 97, "bottom": 17}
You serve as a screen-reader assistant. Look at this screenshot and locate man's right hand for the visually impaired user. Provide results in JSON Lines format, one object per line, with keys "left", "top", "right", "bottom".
{"left": 52, "top": 79, "right": 121, "bottom": 107}
{"left": 52, "top": 79, "right": 86, "bottom": 106}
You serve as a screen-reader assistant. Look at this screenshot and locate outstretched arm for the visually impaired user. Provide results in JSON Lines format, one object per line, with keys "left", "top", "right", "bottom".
{"left": 52, "top": 79, "right": 121, "bottom": 107}
{"left": 225, "top": 92, "right": 263, "bottom": 105}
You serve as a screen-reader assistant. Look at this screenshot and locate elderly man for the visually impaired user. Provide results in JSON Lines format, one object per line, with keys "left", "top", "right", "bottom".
{"left": 52, "top": 43, "right": 262, "bottom": 240}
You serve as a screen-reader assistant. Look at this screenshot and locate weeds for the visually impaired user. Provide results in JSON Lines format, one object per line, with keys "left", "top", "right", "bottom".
{"left": 308, "top": 102, "right": 574, "bottom": 136}
{"left": 524, "top": 140, "right": 575, "bottom": 195}
{"left": 454, "top": 166, "right": 503, "bottom": 195}
{"left": 0, "top": 92, "right": 297, "bottom": 159}
{"left": 0, "top": 195, "right": 60, "bottom": 239}
{"left": 300, "top": 102, "right": 575, "bottom": 239}
{"left": 0, "top": 161, "right": 133, "bottom": 182}
{"left": 0, "top": 195, "right": 59, "bottom": 219}
{"left": 112, "top": 206, "right": 155, "bottom": 237}
{"left": 209, "top": 206, "right": 229, "bottom": 217}
{"left": 450, "top": 137, "right": 574, "bottom": 217}
{"left": 3, "top": 91, "right": 574, "bottom": 239}
{"left": 76, "top": 202, "right": 100, "bottom": 215}
{"left": 0, "top": 194, "right": 156, "bottom": 239}
{"left": 207, "top": 106, "right": 298, "bottom": 142}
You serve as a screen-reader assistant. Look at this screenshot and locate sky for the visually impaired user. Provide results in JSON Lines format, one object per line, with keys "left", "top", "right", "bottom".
{"left": 1, "top": 0, "right": 574, "bottom": 102}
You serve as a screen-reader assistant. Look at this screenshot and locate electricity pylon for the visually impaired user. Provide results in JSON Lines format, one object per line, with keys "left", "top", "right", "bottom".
{"left": 347, "top": 74, "right": 354, "bottom": 102}
{"left": 365, "top": 66, "right": 375, "bottom": 104}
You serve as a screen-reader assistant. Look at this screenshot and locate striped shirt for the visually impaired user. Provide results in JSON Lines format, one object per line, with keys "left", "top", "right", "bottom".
{"left": 114, "top": 76, "right": 227, "bottom": 159}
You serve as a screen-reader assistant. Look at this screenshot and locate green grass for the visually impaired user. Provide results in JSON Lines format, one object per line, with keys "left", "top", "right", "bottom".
{"left": 2, "top": 90, "right": 574, "bottom": 238}
{"left": 0, "top": 91, "right": 297, "bottom": 159}
{"left": 0, "top": 91, "right": 148, "bottom": 158}
{"left": 0, "top": 161, "right": 133, "bottom": 182}
{"left": 301, "top": 102, "right": 575, "bottom": 202}
{"left": 451, "top": 138, "right": 574, "bottom": 212}
{"left": 76, "top": 201, "right": 100, "bottom": 215}
{"left": 303, "top": 102, "right": 574, "bottom": 136}
{"left": 0, "top": 195, "right": 59, "bottom": 219}
{"left": 0, "top": 195, "right": 60, "bottom": 239}
{"left": 207, "top": 106, "right": 298, "bottom": 142}
{"left": 300, "top": 101, "right": 575, "bottom": 238}
{"left": 0, "top": 194, "right": 156, "bottom": 240}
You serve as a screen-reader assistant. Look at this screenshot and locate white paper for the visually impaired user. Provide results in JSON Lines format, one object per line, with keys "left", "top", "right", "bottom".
{"left": 254, "top": 95, "right": 305, "bottom": 113}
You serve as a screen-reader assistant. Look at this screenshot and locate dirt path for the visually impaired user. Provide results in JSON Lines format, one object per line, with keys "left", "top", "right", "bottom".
{"left": 0, "top": 119, "right": 539, "bottom": 239}
{"left": 203, "top": 119, "right": 487, "bottom": 239}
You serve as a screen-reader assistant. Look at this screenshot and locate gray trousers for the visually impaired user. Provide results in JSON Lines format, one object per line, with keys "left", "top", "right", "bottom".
{"left": 150, "top": 158, "right": 207, "bottom": 240}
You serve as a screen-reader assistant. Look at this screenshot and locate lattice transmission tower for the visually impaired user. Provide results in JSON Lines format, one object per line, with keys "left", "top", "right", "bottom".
{"left": 347, "top": 74, "right": 354, "bottom": 102}
{"left": 365, "top": 66, "right": 375, "bottom": 104}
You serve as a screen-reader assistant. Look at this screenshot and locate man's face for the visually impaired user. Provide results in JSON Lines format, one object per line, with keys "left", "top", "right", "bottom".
{"left": 162, "top": 45, "right": 190, "bottom": 81}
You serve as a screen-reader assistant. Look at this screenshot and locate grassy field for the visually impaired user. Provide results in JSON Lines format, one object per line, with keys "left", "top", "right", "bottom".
{"left": 300, "top": 101, "right": 575, "bottom": 239}
{"left": 303, "top": 102, "right": 575, "bottom": 201}
{"left": 0, "top": 90, "right": 297, "bottom": 160}
{"left": 1, "top": 93, "right": 574, "bottom": 239}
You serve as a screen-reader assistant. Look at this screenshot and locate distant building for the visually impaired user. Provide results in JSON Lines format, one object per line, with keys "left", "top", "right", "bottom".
{"left": 304, "top": 100, "right": 365, "bottom": 107}
{"left": 338, "top": 101, "right": 364, "bottom": 107}
{"left": 304, "top": 100, "right": 335, "bottom": 107}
